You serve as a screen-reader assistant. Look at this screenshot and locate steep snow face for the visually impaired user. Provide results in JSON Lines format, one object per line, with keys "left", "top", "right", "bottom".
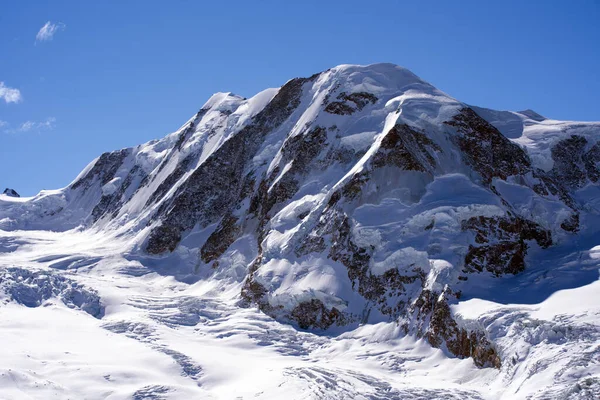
{"left": 1, "top": 63, "right": 599, "bottom": 399}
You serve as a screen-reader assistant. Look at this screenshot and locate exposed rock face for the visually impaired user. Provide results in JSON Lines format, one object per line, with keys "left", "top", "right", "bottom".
{"left": 561, "top": 213, "right": 580, "bottom": 233}
{"left": 373, "top": 124, "right": 441, "bottom": 171}
{"left": 291, "top": 299, "right": 346, "bottom": 330}
{"left": 72, "top": 149, "right": 131, "bottom": 192}
{"left": 462, "top": 216, "right": 552, "bottom": 275}
{"left": 324, "top": 91, "right": 378, "bottom": 115}
{"left": 146, "top": 225, "right": 182, "bottom": 254}
{"left": 521, "top": 135, "right": 600, "bottom": 211}
{"left": 200, "top": 214, "right": 240, "bottom": 264}
{"left": 549, "top": 135, "right": 600, "bottom": 189}
{"left": 325, "top": 210, "right": 426, "bottom": 320}
{"left": 260, "top": 126, "right": 329, "bottom": 214}
{"left": 446, "top": 107, "right": 531, "bottom": 184}
{"left": 92, "top": 165, "right": 146, "bottom": 222}
{"left": 414, "top": 289, "right": 501, "bottom": 368}
{"left": 3, "top": 188, "right": 19, "bottom": 197}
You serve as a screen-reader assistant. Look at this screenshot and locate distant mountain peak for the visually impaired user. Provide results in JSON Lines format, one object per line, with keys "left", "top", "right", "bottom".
{"left": 517, "top": 108, "right": 546, "bottom": 121}
{"left": 3, "top": 188, "right": 20, "bottom": 197}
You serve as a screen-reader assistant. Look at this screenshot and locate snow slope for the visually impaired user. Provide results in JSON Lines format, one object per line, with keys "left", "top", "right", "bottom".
{"left": 1, "top": 63, "right": 599, "bottom": 399}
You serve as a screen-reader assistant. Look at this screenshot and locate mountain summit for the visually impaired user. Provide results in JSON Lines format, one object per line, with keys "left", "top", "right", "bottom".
{"left": 1, "top": 64, "right": 599, "bottom": 398}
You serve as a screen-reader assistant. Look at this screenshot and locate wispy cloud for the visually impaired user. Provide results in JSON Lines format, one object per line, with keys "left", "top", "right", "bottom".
{"left": 3, "top": 117, "right": 56, "bottom": 134}
{"left": 35, "top": 21, "right": 66, "bottom": 43}
{"left": 0, "top": 82, "right": 22, "bottom": 103}
{"left": 19, "top": 117, "right": 56, "bottom": 132}
{"left": 19, "top": 121, "right": 37, "bottom": 132}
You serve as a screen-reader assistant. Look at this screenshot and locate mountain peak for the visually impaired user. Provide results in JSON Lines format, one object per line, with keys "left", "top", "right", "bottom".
{"left": 331, "top": 62, "right": 416, "bottom": 75}
{"left": 200, "top": 91, "right": 246, "bottom": 112}
{"left": 323, "top": 62, "right": 431, "bottom": 94}
{"left": 2, "top": 188, "right": 20, "bottom": 198}
{"left": 2, "top": 65, "right": 599, "bottom": 399}
{"left": 517, "top": 108, "right": 546, "bottom": 121}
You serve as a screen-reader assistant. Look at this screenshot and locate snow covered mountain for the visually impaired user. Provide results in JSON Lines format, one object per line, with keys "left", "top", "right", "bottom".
{"left": 1, "top": 63, "right": 599, "bottom": 399}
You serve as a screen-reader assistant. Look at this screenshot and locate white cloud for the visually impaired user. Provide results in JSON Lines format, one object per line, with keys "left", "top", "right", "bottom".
{"left": 40, "top": 117, "right": 56, "bottom": 129}
{"left": 19, "top": 121, "right": 36, "bottom": 132}
{"left": 0, "top": 82, "right": 22, "bottom": 103}
{"left": 19, "top": 117, "right": 56, "bottom": 132}
{"left": 3, "top": 117, "right": 56, "bottom": 134}
{"left": 35, "top": 21, "right": 66, "bottom": 43}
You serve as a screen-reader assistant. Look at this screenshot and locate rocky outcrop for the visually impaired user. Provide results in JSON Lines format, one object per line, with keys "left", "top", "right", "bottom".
{"left": 259, "top": 126, "right": 329, "bottom": 215}
{"left": 561, "top": 213, "right": 580, "bottom": 233}
{"left": 462, "top": 215, "right": 552, "bottom": 276}
{"left": 294, "top": 208, "right": 427, "bottom": 325}
{"left": 373, "top": 124, "right": 441, "bottom": 171}
{"left": 92, "top": 165, "right": 146, "bottom": 221}
{"left": 550, "top": 135, "right": 590, "bottom": 189}
{"left": 200, "top": 214, "right": 240, "bottom": 264}
{"left": 2, "top": 188, "right": 19, "bottom": 197}
{"left": 324, "top": 91, "right": 377, "bottom": 115}
{"left": 446, "top": 107, "right": 531, "bottom": 184}
{"left": 71, "top": 149, "right": 130, "bottom": 193}
{"left": 326, "top": 124, "right": 441, "bottom": 206}
{"left": 547, "top": 135, "right": 600, "bottom": 191}
{"left": 462, "top": 215, "right": 552, "bottom": 275}
{"left": 146, "top": 225, "right": 182, "bottom": 254}
{"left": 291, "top": 299, "right": 346, "bottom": 330}
{"left": 414, "top": 288, "right": 501, "bottom": 368}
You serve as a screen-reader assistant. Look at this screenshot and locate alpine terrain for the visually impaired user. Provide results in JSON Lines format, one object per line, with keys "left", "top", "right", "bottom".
{"left": 1, "top": 63, "right": 599, "bottom": 399}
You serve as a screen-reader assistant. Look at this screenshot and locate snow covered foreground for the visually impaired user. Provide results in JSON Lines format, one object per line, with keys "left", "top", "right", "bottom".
{"left": 1, "top": 63, "right": 599, "bottom": 399}
{"left": 1, "top": 228, "right": 597, "bottom": 400}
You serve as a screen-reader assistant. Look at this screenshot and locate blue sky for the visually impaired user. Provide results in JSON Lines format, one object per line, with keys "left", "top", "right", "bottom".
{"left": 1, "top": 0, "right": 599, "bottom": 196}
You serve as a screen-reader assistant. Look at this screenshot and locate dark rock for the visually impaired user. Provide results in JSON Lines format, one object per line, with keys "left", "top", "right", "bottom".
{"left": 297, "top": 208, "right": 426, "bottom": 322}
{"left": 462, "top": 215, "right": 552, "bottom": 275}
{"left": 71, "top": 149, "right": 130, "bottom": 192}
{"left": 263, "top": 126, "right": 328, "bottom": 213}
{"left": 3, "top": 188, "right": 19, "bottom": 197}
{"left": 324, "top": 101, "right": 355, "bottom": 115}
{"left": 324, "top": 91, "right": 378, "bottom": 115}
{"left": 584, "top": 142, "right": 600, "bottom": 182}
{"left": 92, "top": 165, "right": 146, "bottom": 222}
{"left": 373, "top": 124, "right": 441, "bottom": 171}
{"left": 200, "top": 214, "right": 240, "bottom": 263}
{"left": 550, "top": 135, "right": 589, "bottom": 189}
{"left": 561, "top": 213, "right": 580, "bottom": 233}
{"left": 291, "top": 299, "right": 345, "bottom": 330}
{"left": 547, "top": 135, "right": 600, "bottom": 193}
{"left": 146, "top": 225, "right": 182, "bottom": 254}
{"left": 416, "top": 289, "right": 501, "bottom": 368}
{"left": 340, "top": 171, "right": 370, "bottom": 200}
{"left": 446, "top": 107, "right": 531, "bottom": 184}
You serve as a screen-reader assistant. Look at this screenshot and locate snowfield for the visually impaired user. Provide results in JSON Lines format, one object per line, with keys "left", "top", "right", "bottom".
{"left": 1, "top": 63, "right": 599, "bottom": 399}
{"left": 0, "top": 227, "right": 598, "bottom": 399}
